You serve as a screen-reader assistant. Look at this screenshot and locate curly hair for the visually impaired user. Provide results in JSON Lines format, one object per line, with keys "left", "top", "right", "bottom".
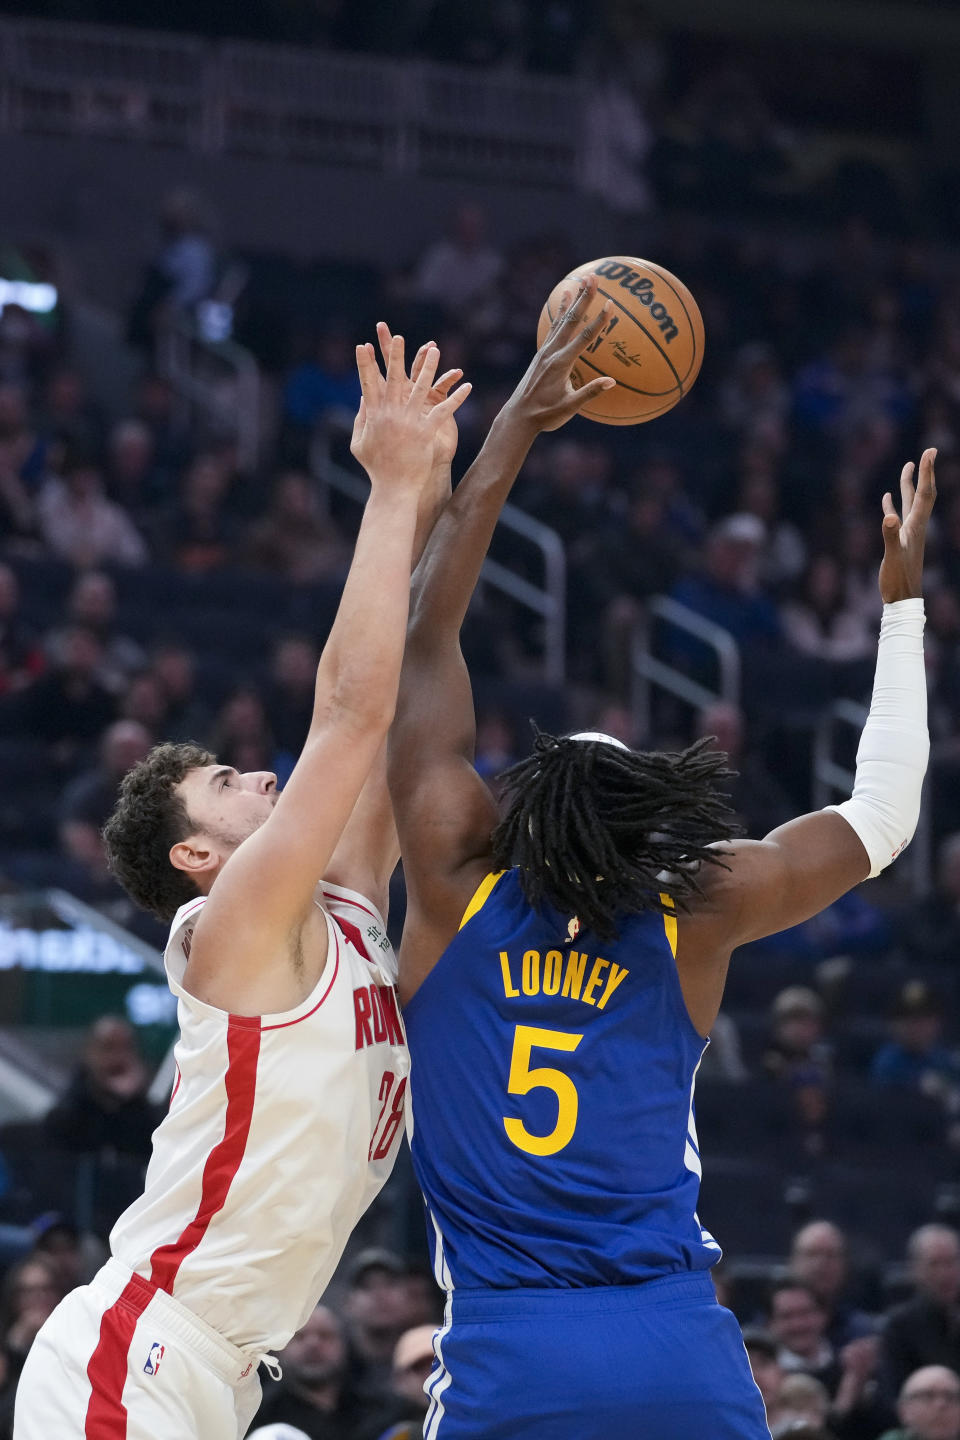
{"left": 102, "top": 742, "right": 214, "bottom": 923}
{"left": 490, "top": 731, "right": 743, "bottom": 941}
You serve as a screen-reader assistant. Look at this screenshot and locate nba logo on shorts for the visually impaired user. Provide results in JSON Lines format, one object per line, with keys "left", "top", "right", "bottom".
{"left": 143, "top": 1342, "right": 165, "bottom": 1376}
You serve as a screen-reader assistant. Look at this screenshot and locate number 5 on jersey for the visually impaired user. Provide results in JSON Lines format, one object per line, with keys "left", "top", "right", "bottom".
{"left": 503, "top": 1025, "right": 583, "bottom": 1157}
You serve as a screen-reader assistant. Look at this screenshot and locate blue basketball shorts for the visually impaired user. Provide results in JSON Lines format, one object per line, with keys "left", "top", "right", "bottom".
{"left": 422, "top": 1271, "right": 771, "bottom": 1440}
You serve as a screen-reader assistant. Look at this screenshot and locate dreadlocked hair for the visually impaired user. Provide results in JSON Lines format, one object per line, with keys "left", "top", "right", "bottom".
{"left": 490, "top": 731, "right": 743, "bottom": 941}
{"left": 102, "top": 741, "right": 214, "bottom": 923}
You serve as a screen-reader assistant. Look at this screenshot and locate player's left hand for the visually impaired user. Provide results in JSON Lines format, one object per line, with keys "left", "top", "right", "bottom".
{"left": 503, "top": 274, "right": 616, "bottom": 434}
{"left": 879, "top": 447, "right": 936, "bottom": 603}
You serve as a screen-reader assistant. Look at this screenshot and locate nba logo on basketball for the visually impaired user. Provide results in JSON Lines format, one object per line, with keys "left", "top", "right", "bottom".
{"left": 143, "top": 1342, "right": 165, "bottom": 1376}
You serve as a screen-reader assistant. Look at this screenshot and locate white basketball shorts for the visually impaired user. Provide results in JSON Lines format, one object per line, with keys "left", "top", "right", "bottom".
{"left": 14, "top": 1258, "right": 265, "bottom": 1439}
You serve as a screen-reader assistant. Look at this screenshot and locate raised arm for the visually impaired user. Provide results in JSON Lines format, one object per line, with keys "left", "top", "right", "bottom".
{"left": 389, "top": 280, "right": 616, "bottom": 997}
{"left": 323, "top": 332, "right": 465, "bottom": 918}
{"left": 188, "top": 340, "right": 470, "bottom": 1009}
{"left": 676, "top": 450, "right": 936, "bottom": 1034}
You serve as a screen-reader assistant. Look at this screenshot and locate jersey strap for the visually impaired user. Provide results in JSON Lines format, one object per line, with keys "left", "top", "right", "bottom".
{"left": 458, "top": 871, "right": 507, "bottom": 931}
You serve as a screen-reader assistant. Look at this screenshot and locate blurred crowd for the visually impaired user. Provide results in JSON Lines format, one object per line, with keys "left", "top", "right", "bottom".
{"left": 6, "top": 1014, "right": 960, "bottom": 1440}
{"left": 0, "top": 13, "right": 959, "bottom": 1435}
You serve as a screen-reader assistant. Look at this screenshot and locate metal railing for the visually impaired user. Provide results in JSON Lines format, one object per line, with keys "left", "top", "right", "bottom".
{"left": 311, "top": 442, "right": 567, "bottom": 685}
{"left": 813, "top": 699, "right": 932, "bottom": 897}
{"left": 632, "top": 596, "right": 741, "bottom": 738}
{"left": 158, "top": 314, "right": 262, "bottom": 472}
{"left": 2, "top": 19, "right": 585, "bottom": 185}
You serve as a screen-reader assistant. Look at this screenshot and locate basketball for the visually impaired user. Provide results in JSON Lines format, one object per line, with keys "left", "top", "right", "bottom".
{"left": 536, "top": 256, "right": 705, "bottom": 426}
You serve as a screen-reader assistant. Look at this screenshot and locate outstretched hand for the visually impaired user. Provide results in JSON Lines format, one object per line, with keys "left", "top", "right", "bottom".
{"left": 375, "top": 321, "right": 464, "bottom": 469}
{"left": 350, "top": 333, "right": 470, "bottom": 494}
{"left": 879, "top": 447, "right": 937, "bottom": 603}
{"left": 503, "top": 274, "right": 616, "bottom": 435}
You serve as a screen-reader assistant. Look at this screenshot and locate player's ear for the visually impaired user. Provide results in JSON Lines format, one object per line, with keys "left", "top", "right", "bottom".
{"left": 169, "top": 835, "right": 218, "bottom": 879}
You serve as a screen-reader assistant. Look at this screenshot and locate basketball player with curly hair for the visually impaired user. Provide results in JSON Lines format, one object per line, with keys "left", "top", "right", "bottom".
{"left": 388, "top": 277, "right": 934, "bottom": 1439}
{"left": 14, "top": 339, "right": 471, "bottom": 1440}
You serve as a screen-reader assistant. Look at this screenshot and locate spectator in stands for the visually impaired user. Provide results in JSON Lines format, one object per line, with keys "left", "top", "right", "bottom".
{"left": 119, "top": 669, "right": 170, "bottom": 737}
{"left": 368, "top": 1325, "right": 438, "bottom": 1440}
{"left": 880, "top": 1365, "right": 960, "bottom": 1440}
{"left": 697, "top": 700, "right": 793, "bottom": 839}
{"left": 781, "top": 554, "right": 876, "bottom": 664}
{"left": 790, "top": 1222, "right": 876, "bottom": 1350}
{"left": 721, "top": 343, "right": 792, "bottom": 449}
{"left": 245, "top": 471, "right": 350, "bottom": 583}
{"left": 412, "top": 203, "right": 503, "bottom": 316}
{"left": 0, "top": 445, "right": 39, "bottom": 552}
{"left": 879, "top": 1227, "right": 960, "bottom": 1403}
{"left": 29, "top": 1215, "right": 89, "bottom": 1294}
{"left": 775, "top": 1373, "right": 833, "bottom": 1436}
{"left": 105, "top": 418, "right": 166, "bottom": 521}
{"left": 389, "top": 1327, "right": 436, "bottom": 1410}
{"left": 0, "top": 1254, "right": 62, "bottom": 1383}
{"left": 668, "top": 513, "right": 781, "bottom": 681}
{"left": 764, "top": 989, "right": 833, "bottom": 1089}
{"left": 734, "top": 460, "right": 806, "bottom": 590}
{"left": 58, "top": 719, "right": 153, "bottom": 876}
{"left": 267, "top": 636, "right": 319, "bottom": 760}
{"left": 41, "top": 1015, "right": 161, "bottom": 1162}
{"left": 128, "top": 188, "right": 217, "bottom": 348}
{"left": 0, "top": 563, "right": 43, "bottom": 695}
{"left": 768, "top": 1281, "right": 883, "bottom": 1435}
{"left": 0, "top": 383, "right": 45, "bottom": 491}
{"left": 211, "top": 687, "right": 283, "bottom": 779}
{"left": 473, "top": 706, "right": 519, "bottom": 787}
{"left": 252, "top": 1303, "right": 404, "bottom": 1440}
{"left": 344, "top": 1250, "right": 419, "bottom": 1396}
{"left": 36, "top": 367, "right": 104, "bottom": 464}
{"left": 62, "top": 570, "right": 145, "bottom": 693}
{"left": 133, "top": 373, "right": 191, "bottom": 478}
{"left": 156, "top": 451, "right": 239, "bottom": 573}
{"left": 743, "top": 1328, "right": 786, "bottom": 1431}
{"left": 769, "top": 1280, "right": 838, "bottom": 1391}
{"left": 0, "top": 625, "right": 116, "bottom": 765}
{"left": 897, "top": 834, "right": 960, "bottom": 968}
{"left": 37, "top": 452, "right": 148, "bottom": 568}
{"left": 157, "top": 189, "right": 217, "bottom": 312}
{"left": 0, "top": 1342, "right": 13, "bottom": 1440}
{"left": 870, "top": 983, "right": 960, "bottom": 1098}
{"left": 282, "top": 336, "right": 363, "bottom": 442}
{"left": 149, "top": 640, "right": 211, "bottom": 744}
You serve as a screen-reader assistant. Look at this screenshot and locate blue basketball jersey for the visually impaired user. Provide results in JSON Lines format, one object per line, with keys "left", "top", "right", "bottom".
{"left": 403, "top": 868, "right": 722, "bottom": 1291}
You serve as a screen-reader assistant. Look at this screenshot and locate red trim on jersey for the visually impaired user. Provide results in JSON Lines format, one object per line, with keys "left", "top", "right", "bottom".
{"left": 84, "top": 1274, "right": 154, "bottom": 1438}
{"left": 177, "top": 898, "right": 207, "bottom": 922}
{"left": 333, "top": 913, "right": 372, "bottom": 962}
{"left": 260, "top": 927, "right": 341, "bottom": 1031}
{"left": 321, "top": 887, "right": 382, "bottom": 924}
{"left": 169, "top": 1065, "right": 181, "bottom": 1105}
{"left": 148, "top": 1019, "right": 261, "bottom": 1294}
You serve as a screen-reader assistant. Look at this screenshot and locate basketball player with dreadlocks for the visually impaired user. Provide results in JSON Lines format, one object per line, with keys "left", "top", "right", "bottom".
{"left": 387, "top": 276, "right": 934, "bottom": 1440}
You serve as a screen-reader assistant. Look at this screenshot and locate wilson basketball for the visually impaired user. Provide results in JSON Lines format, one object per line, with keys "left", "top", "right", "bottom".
{"left": 536, "top": 256, "right": 705, "bottom": 425}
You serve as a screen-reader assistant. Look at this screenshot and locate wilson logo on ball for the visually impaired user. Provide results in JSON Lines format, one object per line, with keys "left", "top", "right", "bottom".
{"left": 594, "top": 261, "right": 679, "bottom": 343}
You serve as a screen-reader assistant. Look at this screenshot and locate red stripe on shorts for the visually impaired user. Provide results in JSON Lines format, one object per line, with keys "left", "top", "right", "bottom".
{"left": 84, "top": 1275, "right": 154, "bottom": 1438}
{"left": 148, "top": 1017, "right": 261, "bottom": 1294}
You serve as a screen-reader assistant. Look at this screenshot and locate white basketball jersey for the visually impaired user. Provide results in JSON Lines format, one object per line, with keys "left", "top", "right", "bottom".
{"left": 110, "top": 881, "right": 408, "bottom": 1353}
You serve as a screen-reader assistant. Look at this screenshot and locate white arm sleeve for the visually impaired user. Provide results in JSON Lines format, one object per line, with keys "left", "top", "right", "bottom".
{"left": 826, "top": 598, "right": 928, "bottom": 877}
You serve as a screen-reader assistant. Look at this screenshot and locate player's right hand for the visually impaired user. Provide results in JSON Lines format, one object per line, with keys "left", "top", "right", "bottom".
{"left": 879, "top": 447, "right": 936, "bottom": 603}
{"left": 351, "top": 333, "right": 471, "bottom": 493}
{"left": 502, "top": 274, "right": 616, "bottom": 435}
{"left": 375, "top": 322, "right": 464, "bottom": 470}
